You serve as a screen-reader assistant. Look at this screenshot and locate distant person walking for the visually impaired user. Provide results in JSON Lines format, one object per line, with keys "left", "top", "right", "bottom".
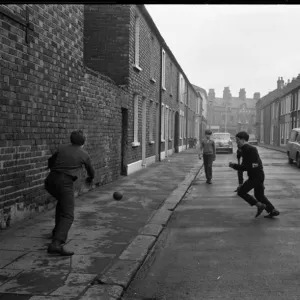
{"left": 199, "top": 129, "right": 216, "bottom": 184}
{"left": 229, "top": 131, "right": 279, "bottom": 218}
{"left": 45, "top": 130, "right": 95, "bottom": 256}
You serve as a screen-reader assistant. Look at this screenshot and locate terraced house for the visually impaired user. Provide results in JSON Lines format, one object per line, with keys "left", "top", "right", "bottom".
{"left": 256, "top": 76, "right": 300, "bottom": 147}
{"left": 0, "top": 4, "right": 202, "bottom": 227}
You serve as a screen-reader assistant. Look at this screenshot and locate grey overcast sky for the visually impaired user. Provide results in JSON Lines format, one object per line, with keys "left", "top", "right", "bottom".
{"left": 145, "top": 5, "right": 300, "bottom": 99}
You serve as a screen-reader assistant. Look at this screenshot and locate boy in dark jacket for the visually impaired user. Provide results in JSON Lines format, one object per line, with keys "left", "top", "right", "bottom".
{"left": 229, "top": 131, "right": 279, "bottom": 218}
{"left": 199, "top": 129, "right": 216, "bottom": 184}
{"left": 45, "top": 130, "right": 95, "bottom": 256}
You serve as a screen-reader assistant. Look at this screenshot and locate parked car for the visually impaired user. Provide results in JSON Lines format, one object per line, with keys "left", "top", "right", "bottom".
{"left": 248, "top": 134, "right": 258, "bottom": 145}
{"left": 287, "top": 127, "right": 300, "bottom": 168}
{"left": 212, "top": 132, "right": 233, "bottom": 154}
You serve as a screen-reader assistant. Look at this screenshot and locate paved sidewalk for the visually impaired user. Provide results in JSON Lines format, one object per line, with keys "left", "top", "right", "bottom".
{"left": 0, "top": 148, "right": 202, "bottom": 300}
{"left": 258, "top": 143, "right": 286, "bottom": 154}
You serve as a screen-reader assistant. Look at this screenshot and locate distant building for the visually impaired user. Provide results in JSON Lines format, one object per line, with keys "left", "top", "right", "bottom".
{"left": 207, "top": 87, "right": 260, "bottom": 136}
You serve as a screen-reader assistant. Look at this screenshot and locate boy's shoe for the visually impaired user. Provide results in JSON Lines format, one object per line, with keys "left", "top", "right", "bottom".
{"left": 255, "top": 203, "right": 266, "bottom": 218}
{"left": 264, "top": 209, "right": 280, "bottom": 218}
{"left": 206, "top": 180, "right": 212, "bottom": 184}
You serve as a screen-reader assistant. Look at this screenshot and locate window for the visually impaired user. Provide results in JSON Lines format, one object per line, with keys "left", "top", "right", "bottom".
{"left": 149, "top": 100, "right": 154, "bottom": 142}
{"left": 170, "top": 62, "right": 173, "bottom": 95}
{"left": 162, "top": 49, "right": 166, "bottom": 90}
{"left": 183, "top": 117, "right": 186, "bottom": 138}
{"left": 297, "top": 133, "right": 300, "bottom": 143}
{"left": 132, "top": 94, "right": 139, "bottom": 146}
{"left": 150, "top": 36, "right": 155, "bottom": 80}
{"left": 169, "top": 109, "right": 172, "bottom": 140}
{"left": 161, "top": 104, "right": 165, "bottom": 141}
{"left": 134, "top": 15, "right": 140, "bottom": 68}
{"left": 179, "top": 74, "right": 184, "bottom": 103}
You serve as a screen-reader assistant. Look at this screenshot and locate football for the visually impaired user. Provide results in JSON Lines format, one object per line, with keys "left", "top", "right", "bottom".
{"left": 113, "top": 191, "right": 123, "bottom": 201}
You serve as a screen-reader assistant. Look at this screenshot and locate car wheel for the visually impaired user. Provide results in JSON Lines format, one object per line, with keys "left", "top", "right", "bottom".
{"left": 297, "top": 154, "right": 300, "bottom": 169}
{"left": 288, "top": 152, "right": 293, "bottom": 164}
{"left": 229, "top": 149, "right": 233, "bottom": 154}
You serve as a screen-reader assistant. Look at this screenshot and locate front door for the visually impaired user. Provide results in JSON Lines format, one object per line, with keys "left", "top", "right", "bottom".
{"left": 174, "top": 111, "right": 179, "bottom": 153}
{"left": 121, "top": 108, "right": 128, "bottom": 175}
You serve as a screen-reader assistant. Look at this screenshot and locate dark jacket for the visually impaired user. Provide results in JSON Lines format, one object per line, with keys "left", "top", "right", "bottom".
{"left": 231, "top": 143, "right": 264, "bottom": 179}
{"left": 48, "top": 144, "right": 95, "bottom": 181}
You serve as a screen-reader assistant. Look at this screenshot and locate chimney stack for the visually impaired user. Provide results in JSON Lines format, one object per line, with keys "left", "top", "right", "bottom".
{"left": 208, "top": 89, "right": 215, "bottom": 101}
{"left": 223, "top": 87, "right": 232, "bottom": 102}
{"left": 253, "top": 92, "right": 260, "bottom": 101}
{"left": 277, "top": 77, "right": 284, "bottom": 89}
{"left": 239, "top": 88, "right": 246, "bottom": 101}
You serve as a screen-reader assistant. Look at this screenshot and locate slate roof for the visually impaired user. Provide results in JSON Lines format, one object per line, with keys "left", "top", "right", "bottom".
{"left": 259, "top": 77, "right": 300, "bottom": 109}
{"left": 192, "top": 84, "right": 208, "bottom": 98}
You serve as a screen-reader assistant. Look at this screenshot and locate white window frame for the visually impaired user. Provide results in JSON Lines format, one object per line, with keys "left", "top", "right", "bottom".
{"left": 162, "top": 49, "right": 166, "bottom": 90}
{"left": 134, "top": 15, "right": 141, "bottom": 71}
{"left": 168, "top": 108, "right": 172, "bottom": 141}
{"left": 161, "top": 103, "right": 165, "bottom": 141}
{"left": 132, "top": 94, "right": 140, "bottom": 147}
{"left": 179, "top": 74, "right": 184, "bottom": 103}
{"left": 150, "top": 36, "right": 155, "bottom": 81}
{"left": 149, "top": 100, "right": 154, "bottom": 143}
{"left": 170, "top": 62, "right": 173, "bottom": 95}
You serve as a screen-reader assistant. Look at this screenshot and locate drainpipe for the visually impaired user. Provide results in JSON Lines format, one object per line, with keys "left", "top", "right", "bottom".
{"left": 186, "top": 84, "right": 189, "bottom": 149}
{"left": 158, "top": 43, "right": 163, "bottom": 161}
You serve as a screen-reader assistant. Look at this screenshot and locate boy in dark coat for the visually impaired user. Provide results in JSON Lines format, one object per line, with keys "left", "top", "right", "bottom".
{"left": 45, "top": 130, "right": 95, "bottom": 256}
{"left": 229, "top": 131, "right": 279, "bottom": 218}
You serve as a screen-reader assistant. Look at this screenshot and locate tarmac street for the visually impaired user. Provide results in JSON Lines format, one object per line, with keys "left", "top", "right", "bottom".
{"left": 122, "top": 145, "right": 300, "bottom": 300}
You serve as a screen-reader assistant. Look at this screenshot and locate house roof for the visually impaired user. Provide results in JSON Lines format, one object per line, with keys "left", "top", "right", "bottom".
{"left": 192, "top": 84, "right": 208, "bottom": 99}
{"left": 138, "top": 5, "right": 198, "bottom": 97}
{"left": 259, "top": 77, "right": 300, "bottom": 109}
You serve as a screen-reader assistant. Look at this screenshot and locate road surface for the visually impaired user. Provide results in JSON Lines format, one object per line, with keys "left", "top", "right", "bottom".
{"left": 123, "top": 145, "right": 300, "bottom": 300}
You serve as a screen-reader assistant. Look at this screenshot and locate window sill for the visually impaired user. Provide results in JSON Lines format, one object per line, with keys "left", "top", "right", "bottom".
{"left": 179, "top": 137, "right": 183, "bottom": 140}
{"left": 133, "top": 64, "right": 142, "bottom": 72}
{"left": 161, "top": 139, "right": 165, "bottom": 142}
{"left": 162, "top": 87, "right": 166, "bottom": 91}
{"left": 149, "top": 140, "right": 155, "bottom": 145}
{"left": 131, "top": 141, "right": 140, "bottom": 147}
{"left": 150, "top": 78, "right": 156, "bottom": 83}
{"left": 169, "top": 138, "right": 173, "bottom": 141}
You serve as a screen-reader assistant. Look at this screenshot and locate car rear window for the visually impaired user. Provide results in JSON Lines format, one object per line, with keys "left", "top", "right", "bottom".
{"left": 213, "top": 134, "right": 230, "bottom": 139}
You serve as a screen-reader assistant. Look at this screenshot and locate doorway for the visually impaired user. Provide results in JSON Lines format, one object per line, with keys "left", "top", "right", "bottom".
{"left": 142, "top": 97, "right": 147, "bottom": 166}
{"left": 121, "top": 108, "right": 128, "bottom": 175}
{"left": 174, "top": 111, "right": 179, "bottom": 153}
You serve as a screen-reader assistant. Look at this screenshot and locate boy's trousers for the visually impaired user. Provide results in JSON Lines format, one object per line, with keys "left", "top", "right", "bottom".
{"left": 203, "top": 154, "right": 213, "bottom": 181}
{"left": 45, "top": 171, "right": 75, "bottom": 244}
{"left": 237, "top": 171, "right": 275, "bottom": 213}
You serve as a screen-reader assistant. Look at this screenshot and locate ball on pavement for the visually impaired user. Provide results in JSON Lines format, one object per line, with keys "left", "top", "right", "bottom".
{"left": 113, "top": 191, "right": 123, "bottom": 201}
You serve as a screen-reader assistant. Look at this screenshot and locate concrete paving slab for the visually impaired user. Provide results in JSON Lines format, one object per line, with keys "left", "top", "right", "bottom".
{"left": 50, "top": 273, "right": 95, "bottom": 297}
{"left": 0, "top": 237, "right": 48, "bottom": 251}
{"left": 140, "top": 224, "right": 163, "bottom": 237}
{"left": 4, "top": 252, "right": 70, "bottom": 271}
{"left": 119, "top": 235, "right": 156, "bottom": 262}
{"left": 0, "top": 269, "right": 68, "bottom": 294}
{"left": 29, "top": 296, "right": 75, "bottom": 300}
{"left": 0, "top": 269, "right": 23, "bottom": 286}
{"left": 99, "top": 259, "right": 141, "bottom": 288}
{"left": 79, "top": 284, "right": 123, "bottom": 300}
{"left": 71, "top": 255, "right": 114, "bottom": 275}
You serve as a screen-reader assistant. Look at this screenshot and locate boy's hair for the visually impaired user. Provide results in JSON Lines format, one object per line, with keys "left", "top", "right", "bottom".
{"left": 205, "top": 129, "right": 212, "bottom": 135}
{"left": 70, "top": 130, "right": 86, "bottom": 146}
{"left": 236, "top": 131, "right": 249, "bottom": 142}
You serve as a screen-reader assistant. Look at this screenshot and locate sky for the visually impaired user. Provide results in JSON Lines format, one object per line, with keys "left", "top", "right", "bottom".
{"left": 145, "top": 5, "right": 300, "bottom": 99}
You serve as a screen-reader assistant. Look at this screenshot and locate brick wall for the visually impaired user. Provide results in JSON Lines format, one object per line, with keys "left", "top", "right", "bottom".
{"left": 84, "top": 5, "right": 130, "bottom": 86}
{"left": 0, "top": 4, "right": 127, "bottom": 228}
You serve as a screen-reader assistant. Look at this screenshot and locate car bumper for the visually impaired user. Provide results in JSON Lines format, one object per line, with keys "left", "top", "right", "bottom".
{"left": 215, "top": 146, "right": 233, "bottom": 152}
{"left": 248, "top": 141, "right": 258, "bottom": 145}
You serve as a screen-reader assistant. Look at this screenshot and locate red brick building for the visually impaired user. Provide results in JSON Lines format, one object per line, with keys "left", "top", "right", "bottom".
{"left": 0, "top": 4, "right": 201, "bottom": 227}
{"left": 84, "top": 4, "right": 200, "bottom": 173}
